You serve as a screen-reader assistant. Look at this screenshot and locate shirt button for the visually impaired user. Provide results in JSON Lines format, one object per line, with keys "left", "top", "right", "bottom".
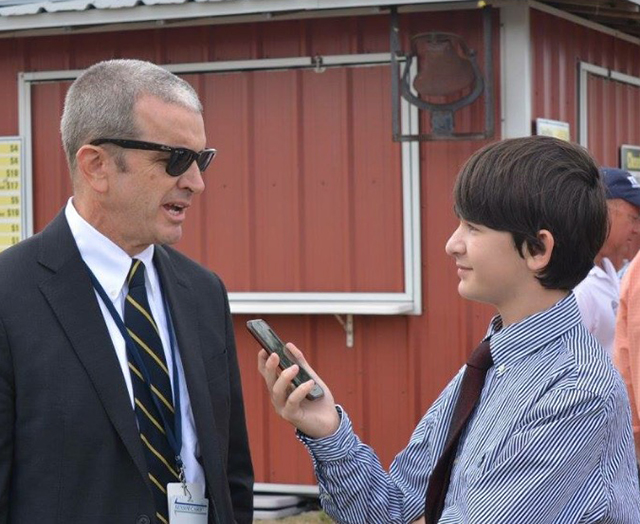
{"left": 496, "top": 364, "right": 506, "bottom": 376}
{"left": 135, "top": 515, "right": 151, "bottom": 524}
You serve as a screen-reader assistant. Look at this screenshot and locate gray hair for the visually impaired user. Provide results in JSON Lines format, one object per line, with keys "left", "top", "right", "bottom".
{"left": 60, "top": 59, "right": 202, "bottom": 174}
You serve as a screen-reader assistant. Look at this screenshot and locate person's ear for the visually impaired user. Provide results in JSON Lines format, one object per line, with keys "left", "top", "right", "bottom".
{"left": 75, "top": 144, "right": 111, "bottom": 193}
{"left": 524, "top": 229, "right": 554, "bottom": 272}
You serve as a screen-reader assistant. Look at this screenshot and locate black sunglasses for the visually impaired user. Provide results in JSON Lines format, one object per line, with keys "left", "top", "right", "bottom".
{"left": 90, "top": 138, "right": 217, "bottom": 177}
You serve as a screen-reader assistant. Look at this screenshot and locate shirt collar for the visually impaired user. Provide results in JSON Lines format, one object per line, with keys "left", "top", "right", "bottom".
{"left": 65, "top": 198, "right": 157, "bottom": 300}
{"left": 484, "top": 293, "right": 582, "bottom": 368}
{"left": 585, "top": 258, "right": 619, "bottom": 286}
{"left": 599, "top": 257, "right": 619, "bottom": 280}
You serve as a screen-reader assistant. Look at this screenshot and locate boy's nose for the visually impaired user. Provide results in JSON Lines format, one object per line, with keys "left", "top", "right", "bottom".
{"left": 445, "top": 225, "right": 464, "bottom": 256}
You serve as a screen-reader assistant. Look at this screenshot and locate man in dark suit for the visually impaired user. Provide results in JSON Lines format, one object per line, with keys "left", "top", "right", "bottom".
{"left": 0, "top": 59, "right": 253, "bottom": 523}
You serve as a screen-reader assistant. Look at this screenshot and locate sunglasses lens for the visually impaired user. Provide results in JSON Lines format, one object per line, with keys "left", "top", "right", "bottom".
{"left": 166, "top": 149, "right": 196, "bottom": 177}
{"left": 197, "top": 149, "right": 216, "bottom": 172}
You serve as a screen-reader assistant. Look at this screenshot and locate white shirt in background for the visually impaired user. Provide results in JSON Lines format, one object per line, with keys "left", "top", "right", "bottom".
{"left": 573, "top": 257, "right": 619, "bottom": 355}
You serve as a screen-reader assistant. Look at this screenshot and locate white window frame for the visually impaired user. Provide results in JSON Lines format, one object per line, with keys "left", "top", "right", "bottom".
{"left": 18, "top": 53, "right": 422, "bottom": 315}
{"left": 578, "top": 61, "right": 640, "bottom": 148}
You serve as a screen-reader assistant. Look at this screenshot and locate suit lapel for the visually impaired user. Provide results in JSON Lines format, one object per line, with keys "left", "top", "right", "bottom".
{"left": 154, "top": 247, "right": 228, "bottom": 515}
{"left": 37, "top": 212, "right": 149, "bottom": 485}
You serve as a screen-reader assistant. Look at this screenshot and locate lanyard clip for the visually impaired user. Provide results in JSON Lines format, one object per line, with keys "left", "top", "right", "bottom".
{"left": 176, "top": 455, "right": 192, "bottom": 501}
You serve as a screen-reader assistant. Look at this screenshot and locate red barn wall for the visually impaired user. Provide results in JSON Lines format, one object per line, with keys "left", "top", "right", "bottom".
{"left": 2, "top": 6, "right": 634, "bottom": 485}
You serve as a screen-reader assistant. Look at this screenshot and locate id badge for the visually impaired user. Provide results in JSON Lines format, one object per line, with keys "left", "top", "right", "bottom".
{"left": 167, "top": 482, "right": 209, "bottom": 524}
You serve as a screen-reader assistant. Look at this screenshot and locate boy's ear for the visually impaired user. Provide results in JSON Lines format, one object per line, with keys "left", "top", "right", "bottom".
{"left": 524, "top": 229, "right": 554, "bottom": 272}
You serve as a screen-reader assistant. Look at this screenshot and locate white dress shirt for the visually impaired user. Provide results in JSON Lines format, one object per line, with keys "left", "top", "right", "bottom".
{"left": 65, "top": 198, "right": 205, "bottom": 486}
{"left": 573, "top": 257, "right": 619, "bottom": 355}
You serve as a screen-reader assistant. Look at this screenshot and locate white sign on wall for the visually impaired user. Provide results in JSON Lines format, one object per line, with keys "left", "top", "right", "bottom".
{"left": 535, "top": 118, "right": 570, "bottom": 142}
{"left": 621, "top": 144, "right": 640, "bottom": 182}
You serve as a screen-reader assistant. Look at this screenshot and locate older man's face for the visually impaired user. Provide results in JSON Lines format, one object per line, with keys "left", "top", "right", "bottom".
{"left": 602, "top": 199, "right": 640, "bottom": 269}
{"left": 99, "top": 94, "right": 207, "bottom": 256}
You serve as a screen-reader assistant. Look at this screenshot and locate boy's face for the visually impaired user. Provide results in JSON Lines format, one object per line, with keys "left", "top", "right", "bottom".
{"left": 445, "top": 220, "right": 535, "bottom": 312}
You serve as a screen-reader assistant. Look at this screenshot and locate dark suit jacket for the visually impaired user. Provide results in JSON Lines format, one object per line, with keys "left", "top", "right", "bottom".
{"left": 0, "top": 211, "right": 253, "bottom": 523}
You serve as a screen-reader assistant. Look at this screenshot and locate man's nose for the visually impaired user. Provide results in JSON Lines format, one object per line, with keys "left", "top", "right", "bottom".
{"left": 179, "top": 162, "right": 206, "bottom": 194}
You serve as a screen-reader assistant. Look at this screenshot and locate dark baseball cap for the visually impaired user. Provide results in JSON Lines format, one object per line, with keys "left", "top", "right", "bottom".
{"left": 602, "top": 168, "right": 640, "bottom": 208}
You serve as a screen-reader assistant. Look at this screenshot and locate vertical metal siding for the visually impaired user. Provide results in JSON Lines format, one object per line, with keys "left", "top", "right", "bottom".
{"left": 177, "top": 66, "right": 405, "bottom": 294}
{"left": 249, "top": 69, "right": 302, "bottom": 291}
{"left": 31, "top": 82, "right": 73, "bottom": 231}
{"left": 6, "top": 10, "right": 499, "bottom": 486}
{"left": 587, "top": 76, "right": 640, "bottom": 166}
{"left": 299, "top": 68, "right": 351, "bottom": 291}
{"left": 0, "top": 39, "right": 24, "bottom": 136}
{"left": 532, "top": 9, "right": 640, "bottom": 160}
{"left": 350, "top": 66, "right": 405, "bottom": 291}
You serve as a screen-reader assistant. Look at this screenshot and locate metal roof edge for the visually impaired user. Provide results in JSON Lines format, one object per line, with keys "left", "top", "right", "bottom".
{"left": 0, "top": 0, "right": 471, "bottom": 34}
{"left": 527, "top": 0, "right": 640, "bottom": 47}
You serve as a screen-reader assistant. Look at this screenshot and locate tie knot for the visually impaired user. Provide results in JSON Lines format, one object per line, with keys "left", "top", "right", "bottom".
{"left": 467, "top": 339, "right": 493, "bottom": 370}
{"left": 127, "top": 259, "right": 146, "bottom": 290}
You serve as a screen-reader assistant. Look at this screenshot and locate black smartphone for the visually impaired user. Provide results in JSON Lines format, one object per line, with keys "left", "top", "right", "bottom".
{"left": 247, "top": 319, "right": 324, "bottom": 401}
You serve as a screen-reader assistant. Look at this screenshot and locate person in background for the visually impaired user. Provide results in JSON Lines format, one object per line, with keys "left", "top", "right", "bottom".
{"left": 614, "top": 241, "right": 640, "bottom": 472}
{"left": 618, "top": 226, "right": 640, "bottom": 279}
{"left": 573, "top": 168, "right": 640, "bottom": 355}
{"left": 258, "top": 137, "right": 640, "bottom": 523}
{"left": 0, "top": 59, "right": 253, "bottom": 523}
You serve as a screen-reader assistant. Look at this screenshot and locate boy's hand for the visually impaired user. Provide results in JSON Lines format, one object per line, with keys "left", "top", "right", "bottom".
{"left": 258, "top": 343, "right": 340, "bottom": 439}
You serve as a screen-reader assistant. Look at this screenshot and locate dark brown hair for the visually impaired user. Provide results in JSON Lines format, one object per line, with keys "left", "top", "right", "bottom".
{"left": 454, "top": 136, "right": 607, "bottom": 290}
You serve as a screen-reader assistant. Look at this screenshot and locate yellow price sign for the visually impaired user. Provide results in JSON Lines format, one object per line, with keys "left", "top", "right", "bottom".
{"left": 0, "top": 168, "right": 20, "bottom": 178}
{"left": 0, "top": 208, "right": 19, "bottom": 218}
{"left": 0, "top": 143, "right": 19, "bottom": 155}
{"left": 0, "top": 224, "right": 19, "bottom": 233}
{"left": 0, "top": 140, "right": 22, "bottom": 239}
{"left": 0, "top": 181, "right": 20, "bottom": 191}
{"left": 0, "top": 196, "right": 19, "bottom": 206}
{"left": 0, "top": 234, "right": 20, "bottom": 246}
{"left": 0, "top": 157, "right": 20, "bottom": 167}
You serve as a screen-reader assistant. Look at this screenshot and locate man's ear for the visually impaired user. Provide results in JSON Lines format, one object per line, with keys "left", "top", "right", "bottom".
{"left": 75, "top": 145, "right": 110, "bottom": 193}
{"left": 525, "top": 229, "right": 555, "bottom": 272}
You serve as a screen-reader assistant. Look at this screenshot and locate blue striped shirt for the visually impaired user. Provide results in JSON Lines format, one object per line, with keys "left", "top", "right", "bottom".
{"left": 299, "top": 294, "right": 640, "bottom": 523}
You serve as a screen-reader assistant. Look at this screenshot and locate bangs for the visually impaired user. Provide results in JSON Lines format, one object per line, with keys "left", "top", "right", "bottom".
{"left": 451, "top": 137, "right": 607, "bottom": 290}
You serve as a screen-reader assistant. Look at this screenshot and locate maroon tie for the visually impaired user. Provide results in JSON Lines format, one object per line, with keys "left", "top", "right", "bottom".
{"left": 424, "top": 339, "right": 493, "bottom": 523}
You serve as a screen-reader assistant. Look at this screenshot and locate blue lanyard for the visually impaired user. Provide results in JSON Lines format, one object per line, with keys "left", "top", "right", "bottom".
{"left": 85, "top": 264, "right": 183, "bottom": 465}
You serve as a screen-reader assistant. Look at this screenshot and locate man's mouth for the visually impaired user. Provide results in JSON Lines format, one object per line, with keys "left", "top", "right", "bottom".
{"left": 163, "top": 202, "right": 188, "bottom": 216}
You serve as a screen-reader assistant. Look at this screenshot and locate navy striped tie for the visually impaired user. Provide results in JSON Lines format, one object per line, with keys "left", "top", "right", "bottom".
{"left": 125, "top": 259, "right": 179, "bottom": 524}
{"left": 425, "top": 339, "right": 493, "bottom": 523}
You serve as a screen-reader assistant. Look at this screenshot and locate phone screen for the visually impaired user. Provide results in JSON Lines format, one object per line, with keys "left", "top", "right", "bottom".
{"left": 247, "top": 319, "right": 324, "bottom": 400}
